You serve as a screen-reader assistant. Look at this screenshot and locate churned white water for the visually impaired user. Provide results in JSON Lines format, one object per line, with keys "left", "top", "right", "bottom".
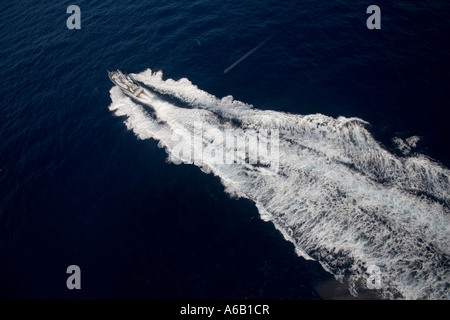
{"left": 109, "top": 69, "right": 450, "bottom": 299}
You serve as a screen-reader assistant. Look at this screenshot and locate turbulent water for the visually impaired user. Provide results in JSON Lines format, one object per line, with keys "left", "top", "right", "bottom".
{"left": 109, "top": 69, "right": 450, "bottom": 300}
{"left": 2, "top": 0, "right": 450, "bottom": 300}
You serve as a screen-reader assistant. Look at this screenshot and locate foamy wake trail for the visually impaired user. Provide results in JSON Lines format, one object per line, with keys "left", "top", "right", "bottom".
{"left": 109, "top": 69, "right": 450, "bottom": 299}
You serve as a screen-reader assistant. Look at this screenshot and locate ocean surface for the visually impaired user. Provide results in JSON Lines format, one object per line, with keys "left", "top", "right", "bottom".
{"left": 1, "top": 0, "right": 449, "bottom": 300}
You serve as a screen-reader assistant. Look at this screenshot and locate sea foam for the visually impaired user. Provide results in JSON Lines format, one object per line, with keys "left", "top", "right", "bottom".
{"left": 109, "top": 69, "right": 450, "bottom": 299}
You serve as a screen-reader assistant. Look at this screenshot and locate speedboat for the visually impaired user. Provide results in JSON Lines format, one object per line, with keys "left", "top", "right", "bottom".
{"left": 108, "top": 70, "right": 145, "bottom": 98}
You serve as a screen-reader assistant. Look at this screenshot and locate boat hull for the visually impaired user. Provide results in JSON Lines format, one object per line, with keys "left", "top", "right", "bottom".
{"left": 108, "top": 70, "right": 145, "bottom": 99}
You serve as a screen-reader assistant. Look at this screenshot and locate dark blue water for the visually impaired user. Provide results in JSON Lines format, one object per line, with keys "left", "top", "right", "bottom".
{"left": 1, "top": 0, "right": 449, "bottom": 299}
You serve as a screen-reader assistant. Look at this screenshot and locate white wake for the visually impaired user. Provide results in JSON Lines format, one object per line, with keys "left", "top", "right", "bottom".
{"left": 108, "top": 69, "right": 450, "bottom": 299}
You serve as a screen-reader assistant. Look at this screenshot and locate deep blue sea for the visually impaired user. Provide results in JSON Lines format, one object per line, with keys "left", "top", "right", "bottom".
{"left": 1, "top": 0, "right": 449, "bottom": 300}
